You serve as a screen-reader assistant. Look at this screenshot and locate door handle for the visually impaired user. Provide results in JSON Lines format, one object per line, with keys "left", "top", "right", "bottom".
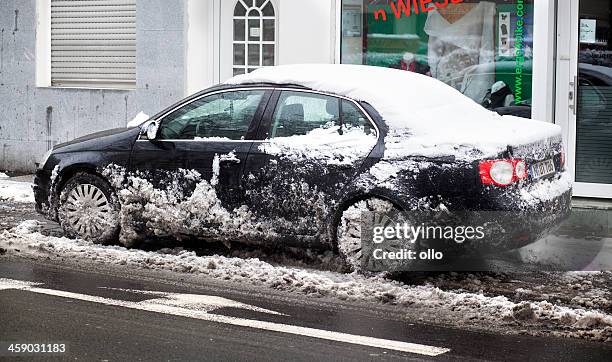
{"left": 569, "top": 75, "right": 578, "bottom": 115}
{"left": 219, "top": 157, "right": 241, "bottom": 164}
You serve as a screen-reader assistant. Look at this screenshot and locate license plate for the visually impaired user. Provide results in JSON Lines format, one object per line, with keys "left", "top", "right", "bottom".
{"left": 530, "top": 159, "right": 556, "bottom": 179}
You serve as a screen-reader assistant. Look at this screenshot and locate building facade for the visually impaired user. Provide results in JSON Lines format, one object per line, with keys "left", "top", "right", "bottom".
{"left": 0, "top": 0, "right": 610, "bottom": 199}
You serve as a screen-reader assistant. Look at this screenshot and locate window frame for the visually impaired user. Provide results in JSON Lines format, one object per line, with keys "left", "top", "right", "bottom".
{"left": 37, "top": 0, "right": 137, "bottom": 90}
{"left": 269, "top": 91, "right": 341, "bottom": 138}
{"left": 232, "top": 0, "right": 278, "bottom": 76}
{"left": 151, "top": 88, "right": 273, "bottom": 142}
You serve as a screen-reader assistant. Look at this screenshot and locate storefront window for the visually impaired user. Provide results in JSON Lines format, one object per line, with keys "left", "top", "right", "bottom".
{"left": 341, "top": 0, "right": 534, "bottom": 118}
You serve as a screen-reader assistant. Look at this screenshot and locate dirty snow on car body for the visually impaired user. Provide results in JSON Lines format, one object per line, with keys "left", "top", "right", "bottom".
{"left": 259, "top": 126, "right": 377, "bottom": 166}
{"left": 227, "top": 64, "right": 561, "bottom": 160}
{"left": 99, "top": 119, "right": 377, "bottom": 245}
{"left": 101, "top": 165, "right": 318, "bottom": 247}
{"left": 1, "top": 221, "right": 610, "bottom": 342}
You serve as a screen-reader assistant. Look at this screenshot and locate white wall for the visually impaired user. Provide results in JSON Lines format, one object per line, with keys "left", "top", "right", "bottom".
{"left": 185, "top": 0, "right": 215, "bottom": 95}
{"left": 531, "top": 0, "right": 557, "bottom": 124}
{"left": 276, "top": 0, "right": 336, "bottom": 65}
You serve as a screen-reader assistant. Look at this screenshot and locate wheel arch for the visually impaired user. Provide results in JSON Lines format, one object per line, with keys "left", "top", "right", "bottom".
{"left": 49, "top": 163, "right": 114, "bottom": 219}
{"left": 55, "top": 163, "right": 107, "bottom": 194}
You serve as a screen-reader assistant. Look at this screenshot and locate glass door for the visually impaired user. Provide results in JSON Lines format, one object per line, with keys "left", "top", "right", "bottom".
{"left": 575, "top": 0, "right": 612, "bottom": 197}
{"left": 558, "top": 0, "right": 612, "bottom": 198}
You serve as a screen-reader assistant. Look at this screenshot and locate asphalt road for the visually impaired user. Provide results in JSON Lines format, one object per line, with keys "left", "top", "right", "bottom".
{"left": 0, "top": 258, "right": 611, "bottom": 361}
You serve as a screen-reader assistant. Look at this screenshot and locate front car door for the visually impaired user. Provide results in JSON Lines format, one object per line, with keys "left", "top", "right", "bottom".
{"left": 156, "top": 89, "right": 271, "bottom": 207}
{"left": 242, "top": 89, "right": 379, "bottom": 247}
{"left": 125, "top": 88, "right": 272, "bottom": 240}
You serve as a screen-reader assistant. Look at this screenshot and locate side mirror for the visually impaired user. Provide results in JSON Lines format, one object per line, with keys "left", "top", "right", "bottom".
{"left": 141, "top": 121, "right": 159, "bottom": 140}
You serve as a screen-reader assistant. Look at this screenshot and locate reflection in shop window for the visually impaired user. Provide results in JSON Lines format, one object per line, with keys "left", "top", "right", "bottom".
{"left": 341, "top": 0, "right": 534, "bottom": 118}
{"left": 233, "top": 0, "right": 276, "bottom": 76}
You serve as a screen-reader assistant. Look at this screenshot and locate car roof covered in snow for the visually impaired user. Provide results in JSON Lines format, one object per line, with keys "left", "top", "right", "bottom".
{"left": 226, "top": 64, "right": 562, "bottom": 160}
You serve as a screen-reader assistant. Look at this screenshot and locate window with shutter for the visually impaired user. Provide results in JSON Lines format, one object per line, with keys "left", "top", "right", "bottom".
{"left": 50, "top": 0, "right": 136, "bottom": 88}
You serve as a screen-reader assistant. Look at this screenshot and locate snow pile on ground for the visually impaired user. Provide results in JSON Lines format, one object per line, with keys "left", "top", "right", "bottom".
{"left": 0, "top": 172, "right": 9, "bottom": 179}
{"left": 426, "top": 271, "right": 611, "bottom": 314}
{"left": 560, "top": 272, "right": 612, "bottom": 310}
{"left": 227, "top": 64, "right": 562, "bottom": 160}
{"left": 0, "top": 180, "right": 34, "bottom": 203}
{"left": 1, "top": 221, "right": 610, "bottom": 342}
{"left": 10, "top": 220, "right": 44, "bottom": 234}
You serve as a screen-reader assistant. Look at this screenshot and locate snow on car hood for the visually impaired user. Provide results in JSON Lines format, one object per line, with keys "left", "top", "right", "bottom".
{"left": 227, "top": 64, "right": 562, "bottom": 160}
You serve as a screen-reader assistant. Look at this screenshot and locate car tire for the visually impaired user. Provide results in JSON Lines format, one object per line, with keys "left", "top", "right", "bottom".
{"left": 57, "top": 172, "right": 120, "bottom": 244}
{"left": 336, "top": 198, "right": 408, "bottom": 272}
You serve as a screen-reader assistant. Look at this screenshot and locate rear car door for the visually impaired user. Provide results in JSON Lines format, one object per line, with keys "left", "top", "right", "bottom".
{"left": 242, "top": 89, "right": 379, "bottom": 245}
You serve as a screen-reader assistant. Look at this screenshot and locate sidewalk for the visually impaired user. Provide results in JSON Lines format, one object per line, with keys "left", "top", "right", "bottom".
{"left": 0, "top": 175, "right": 35, "bottom": 203}
{"left": 5, "top": 175, "right": 34, "bottom": 183}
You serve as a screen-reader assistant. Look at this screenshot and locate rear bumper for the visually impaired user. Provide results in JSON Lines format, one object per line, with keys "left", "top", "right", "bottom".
{"left": 479, "top": 189, "right": 571, "bottom": 253}
{"left": 434, "top": 172, "right": 573, "bottom": 254}
{"left": 487, "top": 172, "right": 572, "bottom": 251}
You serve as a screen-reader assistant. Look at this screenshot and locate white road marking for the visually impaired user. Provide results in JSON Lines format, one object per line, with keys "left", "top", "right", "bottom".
{"left": 99, "top": 286, "right": 286, "bottom": 315}
{"left": 0, "top": 278, "right": 450, "bottom": 356}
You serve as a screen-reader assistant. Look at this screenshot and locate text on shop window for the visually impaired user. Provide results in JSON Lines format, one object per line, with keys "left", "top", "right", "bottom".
{"left": 370, "top": 0, "right": 465, "bottom": 21}
{"left": 514, "top": 0, "right": 526, "bottom": 104}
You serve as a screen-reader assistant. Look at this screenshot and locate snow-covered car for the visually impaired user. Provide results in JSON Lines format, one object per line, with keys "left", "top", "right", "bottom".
{"left": 33, "top": 64, "right": 572, "bottom": 269}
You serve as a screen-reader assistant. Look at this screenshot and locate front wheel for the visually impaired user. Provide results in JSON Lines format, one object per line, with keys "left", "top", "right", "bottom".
{"left": 57, "top": 173, "right": 120, "bottom": 244}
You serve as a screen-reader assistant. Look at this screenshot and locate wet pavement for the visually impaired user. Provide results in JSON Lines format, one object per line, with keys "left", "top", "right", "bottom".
{"left": 0, "top": 194, "right": 611, "bottom": 360}
{"left": 1, "top": 258, "right": 611, "bottom": 361}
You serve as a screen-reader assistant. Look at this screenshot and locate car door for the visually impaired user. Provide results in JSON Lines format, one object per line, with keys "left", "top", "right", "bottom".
{"left": 242, "top": 89, "right": 379, "bottom": 244}
{"left": 130, "top": 88, "right": 271, "bottom": 208}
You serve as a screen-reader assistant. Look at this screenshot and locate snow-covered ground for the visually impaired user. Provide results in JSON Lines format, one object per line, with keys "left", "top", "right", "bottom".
{"left": 1, "top": 220, "right": 610, "bottom": 343}
{"left": 0, "top": 179, "right": 34, "bottom": 203}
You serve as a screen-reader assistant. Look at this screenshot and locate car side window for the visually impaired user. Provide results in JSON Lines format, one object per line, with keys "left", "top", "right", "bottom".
{"left": 159, "top": 90, "right": 265, "bottom": 140}
{"left": 341, "top": 100, "right": 374, "bottom": 136}
{"left": 270, "top": 91, "right": 339, "bottom": 138}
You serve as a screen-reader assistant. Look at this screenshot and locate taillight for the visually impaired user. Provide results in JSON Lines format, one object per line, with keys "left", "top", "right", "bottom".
{"left": 514, "top": 160, "right": 527, "bottom": 179}
{"left": 479, "top": 159, "right": 528, "bottom": 187}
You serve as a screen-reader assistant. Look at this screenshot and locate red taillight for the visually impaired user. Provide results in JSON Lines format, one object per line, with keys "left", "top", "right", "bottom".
{"left": 479, "top": 159, "right": 528, "bottom": 187}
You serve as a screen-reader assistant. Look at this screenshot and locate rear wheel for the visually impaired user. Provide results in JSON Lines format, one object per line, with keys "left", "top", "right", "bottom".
{"left": 336, "top": 198, "right": 399, "bottom": 272}
{"left": 58, "top": 173, "right": 120, "bottom": 244}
